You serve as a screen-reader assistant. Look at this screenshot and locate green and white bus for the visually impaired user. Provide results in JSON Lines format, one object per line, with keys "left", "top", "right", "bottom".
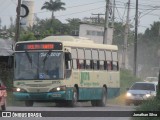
{"left": 13, "top": 36, "right": 120, "bottom": 107}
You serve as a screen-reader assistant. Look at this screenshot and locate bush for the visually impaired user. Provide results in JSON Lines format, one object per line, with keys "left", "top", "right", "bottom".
{"left": 108, "top": 69, "right": 141, "bottom": 105}
{"left": 120, "top": 69, "right": 141, "bottom": 93}
{"left": 131, "top": 98, "right": 160, "bottom": 120}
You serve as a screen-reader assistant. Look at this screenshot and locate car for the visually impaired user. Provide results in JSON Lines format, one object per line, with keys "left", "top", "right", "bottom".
{"left": 0, "top": 79, "right": 7, "bottom": 110}
{"left": 125, "top": 82, "right": 158, "bottom": 106}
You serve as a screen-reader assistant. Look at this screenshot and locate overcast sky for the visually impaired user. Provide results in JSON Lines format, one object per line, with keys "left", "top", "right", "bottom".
{"left": 0, "top": 0, "right": 160, "bottom": 33}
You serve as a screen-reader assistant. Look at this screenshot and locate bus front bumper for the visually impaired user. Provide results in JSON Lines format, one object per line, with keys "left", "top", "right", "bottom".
{"left": 13, "top": 91, "right": 67, "bottom": 101}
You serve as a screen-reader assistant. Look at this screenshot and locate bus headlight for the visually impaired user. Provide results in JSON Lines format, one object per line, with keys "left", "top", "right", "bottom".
{"left": 56, "top": 87, "right": 61, "bottom": 91}
{"left": 13, "top": 88, "right": 27, "bottom": 93}
{"left": 50, "top": 86, "right": 66, "bottom": 92}
{"left": 17, "top": 88, "right": 21, "bottom": 92}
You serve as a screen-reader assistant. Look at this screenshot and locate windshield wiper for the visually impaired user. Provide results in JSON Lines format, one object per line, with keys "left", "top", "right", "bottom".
{"left": 25, "top": 50, "right": 32, "bottom": 64}
{"left": 43, "top": 50, "right": 52, "bottom": 63}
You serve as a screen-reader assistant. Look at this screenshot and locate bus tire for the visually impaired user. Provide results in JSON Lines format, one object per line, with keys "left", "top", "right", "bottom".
{"left": 25, "top": 101, "right": 34, "bottom": 107}
{"left": 97, "top": 87, "right": 107, "bottom": 107}
{"left": 68, "top": 87, "right": 78, "bottom": 107}
{"left": 55, "top": 102, "right": 67, "bottom": 107}
{"left": 91, "top": 101, "right": 97, "bottom": 107}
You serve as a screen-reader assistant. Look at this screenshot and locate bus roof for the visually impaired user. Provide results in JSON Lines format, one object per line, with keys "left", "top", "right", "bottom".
{"left": 43, "top": 36, "right": 118, "bottom": 51}
{"left": 16, "top": 36, "right": 118, "bottom": 51}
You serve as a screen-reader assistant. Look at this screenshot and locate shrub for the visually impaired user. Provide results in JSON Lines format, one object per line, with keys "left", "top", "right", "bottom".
{"left": 131, "top": 98, "right": 160, "bottom": 120}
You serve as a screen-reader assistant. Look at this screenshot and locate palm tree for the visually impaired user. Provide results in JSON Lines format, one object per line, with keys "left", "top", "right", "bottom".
{"left": 41, "top": 0, "right": 66, "bottom": 19}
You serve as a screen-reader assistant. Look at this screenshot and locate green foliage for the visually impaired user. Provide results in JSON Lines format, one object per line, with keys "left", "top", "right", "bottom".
{"left": 113, "top": 22, "right": 134, "bottom": 48}
{"left": 131, "top": 99, "right": 160, "bottom": 120}
{"left": 32, "top": 18, "right": 65, "bottom": 38}
{"left": 41, "top": 0, "right": 66, "bottom": 19}
{"left": 31, "top": 18, "right": 81, "bottom": 38}
{"left": 66, "top": 18, "right": 81, "bottom": 35}
{"left": 120, "top": 69, "right": 141, "bottom": 93}
{"left": 131, "top": 70, "right": 160, "bottom": 120}
{"left": 19, "top": 32, "right": 36, "bottom": 41}
{"left": 137, "top": 21, "right": 160, "bottom": 77}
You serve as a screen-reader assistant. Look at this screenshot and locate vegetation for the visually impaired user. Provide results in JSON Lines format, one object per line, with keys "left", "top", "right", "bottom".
{"left": 131, "top": 71, "right": 160, "bottom": 120}
{"left": 108, "top": 69, "right": 141, "bottom": 105}
{"left": 120, "top": 69, "right": 141, "bottom": 93}
{"left": 41, "top": 0, "right": 66, "bottom": 19}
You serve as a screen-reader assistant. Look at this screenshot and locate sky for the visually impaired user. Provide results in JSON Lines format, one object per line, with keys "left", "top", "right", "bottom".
{"left": 0, "top": 0, "right": 160, "bottom": 33}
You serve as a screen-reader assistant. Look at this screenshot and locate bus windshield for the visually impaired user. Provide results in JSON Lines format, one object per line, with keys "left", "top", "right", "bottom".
{"left": 14, "top": 51, "right": 64, "bottom": 80}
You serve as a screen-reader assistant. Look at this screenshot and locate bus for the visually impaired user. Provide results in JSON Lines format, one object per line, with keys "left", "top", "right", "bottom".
{"left": 13, "top": 36, "right": 120, "bottom": 107}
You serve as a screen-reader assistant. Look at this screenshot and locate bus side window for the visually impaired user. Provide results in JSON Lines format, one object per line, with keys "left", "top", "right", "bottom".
{"left": 113, "top": 61, "right": 119, "bottom": 71}
{"left": 76, "top": 59, "right": 80, "bottom": 69}
{"left": 65, "top": 53, "right": 72, "bottom": 70}
{"left": 99, "top": 50, "right": 105, "bottom": 70}
{"left": 99, "top": 61, "right": 104, "bottom": 70}
{"left": 107, "top": 61, "right": 112, "bottom": 70}
{"left": 104, "top": 61, "right": 107, "bottom": 70}
{"left": 90, "top": 60, "right": 93, "bottom": 69}
{"left": 84, "top": 60, "right": 86, "bottom": 69}
{"left": 86, "top": 60, "right": 90, "bottom": 69}
{"left": 72, "top": 59, "right": 77, "bottom": 69}
{"left": 79, "top": 60, "right": 85, "bottom": 69}
{"left": 71, "top": 48, "right": 78, "bottom": 69}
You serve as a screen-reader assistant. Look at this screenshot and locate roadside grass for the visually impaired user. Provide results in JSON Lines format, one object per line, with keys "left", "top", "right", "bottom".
{"left": 131, "top": 98, "right": 160, "bottom": 120}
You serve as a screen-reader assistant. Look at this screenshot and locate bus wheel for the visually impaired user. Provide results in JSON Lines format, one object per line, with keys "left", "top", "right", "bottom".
{"left": 68, "top": 87, "right": 78, "bottom": 107}
{"left": 25, "top": 101, "right": 34, "bottom": 107}
{"left": 97, "top": 87, "right": 107, "bottom": 107}
{"left": 91, "top": 101, "right": 97, "bottom": 107}
{"left": 55, "top": 102, "right": 67, "bottom": 107}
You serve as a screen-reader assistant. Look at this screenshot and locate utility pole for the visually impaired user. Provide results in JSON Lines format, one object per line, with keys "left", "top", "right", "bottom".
{"left": 92, "top": 13, "right": 105, "bottom": 24}
{"left": 122, "top": 0, "right": 130, "bottom": 69}
{"left": 15, "top": 0, "right": 21, "bottom": 42}
{"left": 134, "top": 0, "right": 138, "bottom": 76}
{"left": 111, "top": 0, "right": 115, "bottom": 28}
{"left": 103, "top": 0, "right": 110, "bottom": 44}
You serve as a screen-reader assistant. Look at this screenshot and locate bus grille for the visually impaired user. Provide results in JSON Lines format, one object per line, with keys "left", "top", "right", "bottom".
{"left": 26, "top": 84, "right": 51, "bottom": 87}
{"left": 30, "top": 93, "right": 47, "bottom": 99}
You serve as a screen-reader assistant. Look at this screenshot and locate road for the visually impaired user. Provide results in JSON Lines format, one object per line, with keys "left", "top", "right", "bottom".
{"left": 0, "top": 102, "right": 136, "bottom": 120}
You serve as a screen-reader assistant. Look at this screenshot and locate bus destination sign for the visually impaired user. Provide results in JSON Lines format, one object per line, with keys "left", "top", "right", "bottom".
{"left": 27, "top": 44, "right": 54, "bottom": 50}
{"left": 15, "top": 42, "right": 62, "bottom": 51}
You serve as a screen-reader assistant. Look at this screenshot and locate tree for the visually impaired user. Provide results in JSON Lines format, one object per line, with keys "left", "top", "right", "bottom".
{"left": 41, "top": 0, "right": 66, "bottom": 19}
{"left": 66, "top": 18, "right": 81, "bottom": 35}
{"left": 19, "top": 32, "right": 36, "bottom": 41}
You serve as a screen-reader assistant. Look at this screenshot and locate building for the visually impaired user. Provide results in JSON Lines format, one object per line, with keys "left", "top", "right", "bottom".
{"left": 79, "top": 23, "right": 113, "bottom": 44}
{"left": 0, "top": 38, "right": 14, "bottom": 88}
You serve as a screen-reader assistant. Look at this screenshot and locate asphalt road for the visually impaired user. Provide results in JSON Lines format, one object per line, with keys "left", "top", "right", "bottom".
{"left": 0, "top": 102, "right": 136, "bottom": 120}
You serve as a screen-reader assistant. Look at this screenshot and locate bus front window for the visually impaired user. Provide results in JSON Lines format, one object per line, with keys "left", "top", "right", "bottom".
{"left": 14, "top": 51, "right": 64, "bottom": 80}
